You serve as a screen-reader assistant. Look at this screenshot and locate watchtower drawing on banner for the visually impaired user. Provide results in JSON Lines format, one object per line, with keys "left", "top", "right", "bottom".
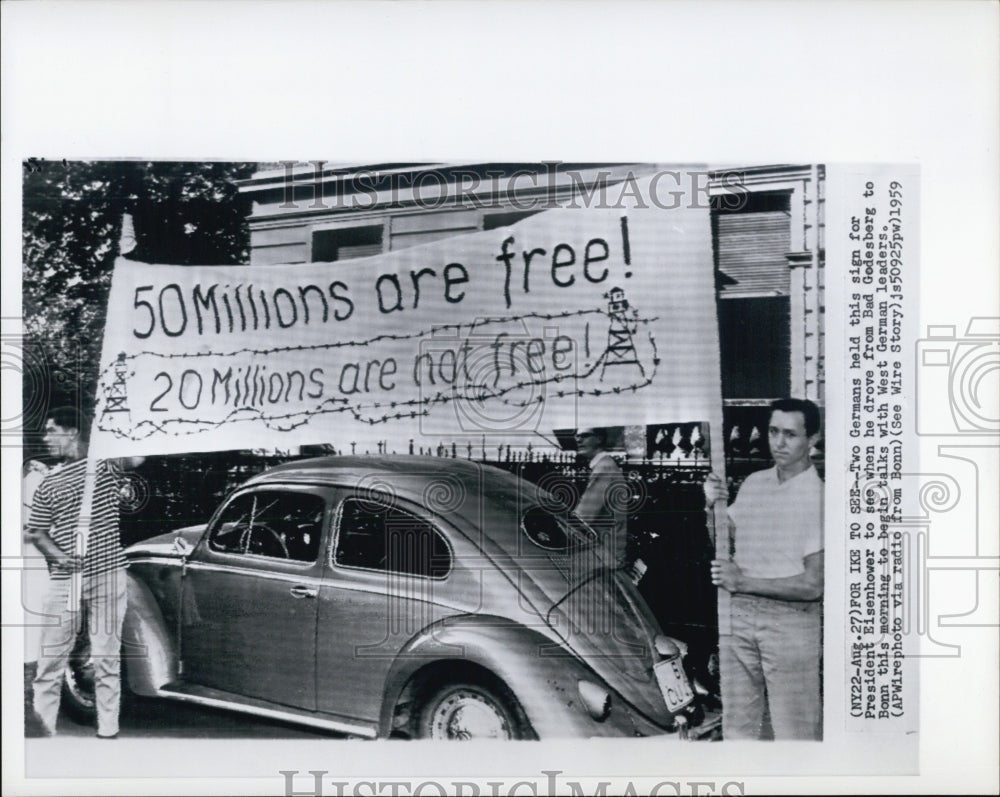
{"left": 100, "top": 352, "right": 132, "bottom": 426}
{"left": 599, "top": 287, "right": 645, "bottom": 380}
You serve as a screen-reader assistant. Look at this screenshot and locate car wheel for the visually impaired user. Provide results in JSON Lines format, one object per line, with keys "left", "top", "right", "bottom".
{"left": 61, "top": 630, "right": 97, "bottom": 724}
{"left": 417, "top": 682, "right": 524, "bottom": 740}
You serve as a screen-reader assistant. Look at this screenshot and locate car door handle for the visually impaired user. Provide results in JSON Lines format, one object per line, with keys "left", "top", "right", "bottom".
{"left": 289, "top": 585, "right": 318, "bottom": 599}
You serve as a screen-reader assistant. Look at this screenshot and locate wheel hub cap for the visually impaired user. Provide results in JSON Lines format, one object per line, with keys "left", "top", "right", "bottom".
{"left": 432, "top": 691, "right": 511, "bottom": 739}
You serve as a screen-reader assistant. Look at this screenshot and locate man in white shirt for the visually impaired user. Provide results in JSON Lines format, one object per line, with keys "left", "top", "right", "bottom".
{"left": 704, "top": 398, "right": 823, "bottom": 740}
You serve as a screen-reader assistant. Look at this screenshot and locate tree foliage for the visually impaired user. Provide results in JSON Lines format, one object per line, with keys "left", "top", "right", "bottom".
{"left": 21, "top": 160, "right": 255, "bottom": 445}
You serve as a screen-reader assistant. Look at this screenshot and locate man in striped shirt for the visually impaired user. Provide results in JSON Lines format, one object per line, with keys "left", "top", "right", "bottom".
{"left": 25, "top": 407, "right": 141, "bottom": 738}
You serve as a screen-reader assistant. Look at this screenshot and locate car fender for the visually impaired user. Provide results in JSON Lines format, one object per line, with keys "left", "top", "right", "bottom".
{"left": 122, "top": 573, "right": 178, "bottom": 696}
{"left": 380, "top": 614, "right": 666, "bottom": 738}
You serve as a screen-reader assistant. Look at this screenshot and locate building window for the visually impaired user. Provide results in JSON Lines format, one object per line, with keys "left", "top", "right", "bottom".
{"left": 312, "top": 225, "right": 383, "bottom": 262}
{"left": 717, "top": 296, "right": 791, "bottom": 398}
{"left": 712, "top": 190, "right": 793, "bottom": 403}
{"left": 712, "top": 190, "right": 791, "bottom": 297}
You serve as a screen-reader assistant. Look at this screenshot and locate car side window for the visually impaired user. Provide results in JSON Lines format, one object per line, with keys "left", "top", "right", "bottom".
{"left": 334, "top": 497, "right": 451, "bottom": 578}
{"left": 209, "top": 489, "right": 325, "bottom": 562}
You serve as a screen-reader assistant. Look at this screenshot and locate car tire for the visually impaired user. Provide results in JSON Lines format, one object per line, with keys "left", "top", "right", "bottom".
{"left": 416, "top": 681, "right": 526, "bottom": 740}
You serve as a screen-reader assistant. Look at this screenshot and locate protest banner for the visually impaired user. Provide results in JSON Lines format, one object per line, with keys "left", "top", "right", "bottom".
{"left": 91, "top": 180, "right": 725, "bottom": 464}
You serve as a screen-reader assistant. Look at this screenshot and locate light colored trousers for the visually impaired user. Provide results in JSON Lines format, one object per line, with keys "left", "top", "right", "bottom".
{"left": 720, "top": 594, "right": 822, "bottom": 740}
{"left": 32, "top": 570, "right": 127, "bottom": 737}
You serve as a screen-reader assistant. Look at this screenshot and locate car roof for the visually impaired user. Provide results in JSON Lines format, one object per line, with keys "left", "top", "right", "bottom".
{"left": 247, "top": 454, "right": 513, "bottom": 487}
{"left": 243, "top": 455, "right": 537, "bottom": 526}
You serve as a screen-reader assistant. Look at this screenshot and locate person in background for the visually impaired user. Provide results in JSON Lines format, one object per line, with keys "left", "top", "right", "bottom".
{"left": 24, "top": 407, "right": 143, "bottom": 739}
{"left": 704, "top": 398, "right": 824, "bottom": 740}
{"left": 574, "top": 427, "right": 629, "bottom": 569}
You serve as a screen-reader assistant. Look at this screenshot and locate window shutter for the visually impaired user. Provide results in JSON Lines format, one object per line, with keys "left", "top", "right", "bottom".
{"left": 715, "top": 209, "right": 792, "bottom": 296}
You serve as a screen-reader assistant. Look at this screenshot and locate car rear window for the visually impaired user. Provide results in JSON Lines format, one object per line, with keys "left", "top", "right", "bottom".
{"left": 521, "top": 506, "right": 598, "bottom": 552}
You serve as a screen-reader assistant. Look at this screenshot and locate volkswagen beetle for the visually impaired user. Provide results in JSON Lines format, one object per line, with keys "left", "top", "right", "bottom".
{"left": 74, "top": 456, "right": 702, "bottom": 739}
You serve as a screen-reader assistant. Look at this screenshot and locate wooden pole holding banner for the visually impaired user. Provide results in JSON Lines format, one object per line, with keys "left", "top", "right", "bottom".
{"left": 707, "top": 489, "right": 732, "bottom": 636}
{"left": 70, "top": 217, "right": 135, "bottom": 610}
{"left": 68, "top": 456, "right": 97, "bottom": 612}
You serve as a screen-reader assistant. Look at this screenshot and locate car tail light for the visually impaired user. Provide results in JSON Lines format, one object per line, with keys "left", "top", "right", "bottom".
{"left": 654, "top": 635, "right": 688, "bottom": 659}
{"left": 577, "top": 680, "right": 612, "bottom": 722}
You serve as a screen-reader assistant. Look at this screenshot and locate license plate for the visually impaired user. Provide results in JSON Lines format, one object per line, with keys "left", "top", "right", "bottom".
{"left": 654, "top": 658, "right": 695, "bottom": 712}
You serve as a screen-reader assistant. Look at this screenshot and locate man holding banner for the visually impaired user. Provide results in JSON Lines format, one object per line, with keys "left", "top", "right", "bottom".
{"left": 25, "top": 407, "right": 138, "bottom": 739}
{"left": 706, "top": 398, "right": 824, "bottom": 740}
